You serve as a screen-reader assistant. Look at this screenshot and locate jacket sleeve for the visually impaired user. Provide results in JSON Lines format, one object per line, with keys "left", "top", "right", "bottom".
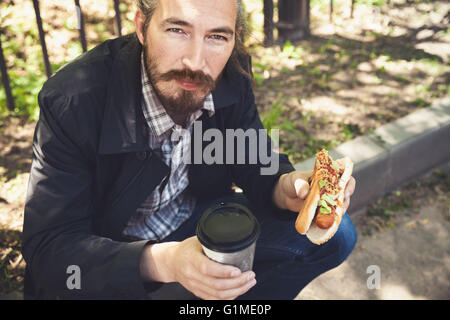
{"left": 228, "top": 76, "right": 296, "bottom": 214}
{"left": 22, "top": 89, "right": 151, "bottom": 299}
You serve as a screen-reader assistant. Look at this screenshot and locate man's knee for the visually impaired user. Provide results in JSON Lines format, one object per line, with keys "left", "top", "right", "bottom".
{"left": 298, "top": 214, "right": 357, "bottom": 267}
{"left": 330, "top": 214, "right": 357, "bottom": 264}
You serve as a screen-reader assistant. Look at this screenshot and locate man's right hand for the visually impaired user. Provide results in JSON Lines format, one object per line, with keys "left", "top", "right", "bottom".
{"left": 140, "top": 236, "right": 257, "bottom": 300}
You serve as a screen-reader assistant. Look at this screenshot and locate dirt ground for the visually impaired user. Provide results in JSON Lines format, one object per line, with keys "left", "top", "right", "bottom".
{"left": 0, "top": 117, "right": 33, "bottom": 296}
{"left": 249, "top": 0, "right": 450, "bottom": 163}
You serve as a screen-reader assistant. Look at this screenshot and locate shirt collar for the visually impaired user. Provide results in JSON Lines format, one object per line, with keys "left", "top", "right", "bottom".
{"left": 140, "top": 53, "right": 215, "bottom": 137}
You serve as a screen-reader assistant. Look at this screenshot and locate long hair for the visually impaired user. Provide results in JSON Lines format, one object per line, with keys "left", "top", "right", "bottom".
{"left": 135, "top": 0, "right": 252, "bottom": 80}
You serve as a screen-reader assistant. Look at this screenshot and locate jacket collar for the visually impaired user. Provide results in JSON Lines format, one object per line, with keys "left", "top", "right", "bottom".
{"left": 98, "top": 34, "right": 239, "bottom": 155}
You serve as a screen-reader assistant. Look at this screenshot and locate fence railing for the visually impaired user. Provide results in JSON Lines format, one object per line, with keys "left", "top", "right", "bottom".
{"left": 1, "top": 0, "right": 358, "bottom": 113}
{"left": 0, "top": 36, "right": 15, "bottom": 112}
{"left": 1, "top": 0, "right": 124, "bottom": 112}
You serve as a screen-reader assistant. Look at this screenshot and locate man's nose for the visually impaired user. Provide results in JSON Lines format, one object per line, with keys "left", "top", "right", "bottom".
{"left": 182, "top": 38, "right": 206, "bottom": 72}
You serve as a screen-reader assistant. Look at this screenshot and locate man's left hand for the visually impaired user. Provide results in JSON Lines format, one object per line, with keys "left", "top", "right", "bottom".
{"left": 272, "top": 171, "right": 356, "bottom": 214}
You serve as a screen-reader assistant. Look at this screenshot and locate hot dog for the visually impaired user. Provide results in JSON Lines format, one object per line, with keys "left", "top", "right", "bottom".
{"left": 315, "top": 208, "right": 335, "bottom": 229}
{"left": 295, "top": 149, "right": 353, "bottom": 245}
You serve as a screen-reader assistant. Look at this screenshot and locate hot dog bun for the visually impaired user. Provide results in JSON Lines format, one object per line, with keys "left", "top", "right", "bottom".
{"left": 295, "top": 153, "right": 354, "bottom": 245}
{"left": 295, "top": 159, "right": 321, "bottom": 234}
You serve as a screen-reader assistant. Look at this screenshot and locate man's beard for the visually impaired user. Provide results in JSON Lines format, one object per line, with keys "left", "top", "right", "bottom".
{"left": 143, "top": 44, "right": 219, "bottom": 119}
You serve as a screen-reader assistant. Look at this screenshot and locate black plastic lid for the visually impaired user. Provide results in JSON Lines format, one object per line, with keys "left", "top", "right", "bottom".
{"left": 196, "top": 202, "right": 260, "bottom": 253}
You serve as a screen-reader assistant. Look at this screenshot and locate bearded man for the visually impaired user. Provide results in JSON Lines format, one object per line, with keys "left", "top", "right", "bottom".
{"left": 22, "top": 0, "right": 357, "bottom": 300}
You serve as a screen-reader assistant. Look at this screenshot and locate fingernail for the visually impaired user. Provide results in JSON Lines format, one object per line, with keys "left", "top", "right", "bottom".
{"left": 294, "top": 179, "right": 307, "bottom": 196}
{"left": 247, "top": 272, "right": 255, "bottom": 281}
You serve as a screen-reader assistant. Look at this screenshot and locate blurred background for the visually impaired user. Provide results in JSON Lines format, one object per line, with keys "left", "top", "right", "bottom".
{"left": 0, "top": 0, "right": 449, "bottom": 299}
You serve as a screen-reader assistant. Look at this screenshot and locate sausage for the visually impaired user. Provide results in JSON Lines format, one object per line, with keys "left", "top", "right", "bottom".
{"left": 314, "top": 211, "right": 335, "bottom": 229}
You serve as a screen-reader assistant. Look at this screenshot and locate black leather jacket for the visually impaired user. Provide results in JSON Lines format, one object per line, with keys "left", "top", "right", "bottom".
{"left": 22, "top": 34, "right": 295, "bottom": 299}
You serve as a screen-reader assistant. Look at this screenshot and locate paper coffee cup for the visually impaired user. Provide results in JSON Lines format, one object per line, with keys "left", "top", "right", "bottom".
{"left": 196, "top": 202, "right": 260, "bottom": 272}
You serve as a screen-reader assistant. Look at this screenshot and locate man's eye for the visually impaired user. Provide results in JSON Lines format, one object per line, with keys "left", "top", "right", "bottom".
{"left": 167, "top": 28, "right": 184, "bottom": 34}
{"left": 209, "top": 35, "right": 227, "bottom": 42}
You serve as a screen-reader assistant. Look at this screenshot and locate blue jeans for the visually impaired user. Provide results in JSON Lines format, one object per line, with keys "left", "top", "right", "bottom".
{"left": 155, "top": 192, "right": 357, "bottom": 300}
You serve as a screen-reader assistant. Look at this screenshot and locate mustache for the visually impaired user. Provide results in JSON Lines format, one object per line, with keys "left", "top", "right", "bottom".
{"left": 154, "top": 68, "right": 216, "bottom": 89}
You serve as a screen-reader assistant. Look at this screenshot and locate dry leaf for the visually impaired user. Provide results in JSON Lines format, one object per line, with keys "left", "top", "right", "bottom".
{"left": 405, "top": 221, "right": 416, "bottom": 229}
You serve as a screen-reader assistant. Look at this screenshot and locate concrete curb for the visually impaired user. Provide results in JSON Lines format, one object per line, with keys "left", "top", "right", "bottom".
{"left": 293, "top": 97, "right": 450, "bottom": 214}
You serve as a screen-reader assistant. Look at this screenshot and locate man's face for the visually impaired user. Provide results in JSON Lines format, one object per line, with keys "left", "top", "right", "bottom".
{"left": 136, "top": 0, "right": 237, "bottom": 117}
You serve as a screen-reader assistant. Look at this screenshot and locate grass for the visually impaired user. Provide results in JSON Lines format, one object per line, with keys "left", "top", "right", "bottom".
{"left": 0, "top": 26, "right": 70, "bottom": 121}
{"left": 250, "top": 0, "right": 449, "bottom": 163}
{"left": 261, "top": 97, "right": 343, "bottom": 163}
{"left": 0, "top": 229, "right": 24, "bottom": 295}
{"left": 0, "top": 0, "right": 125, "bottom": 121}
{"left": 361, "top": 169, "right": 450, "bottom": 236}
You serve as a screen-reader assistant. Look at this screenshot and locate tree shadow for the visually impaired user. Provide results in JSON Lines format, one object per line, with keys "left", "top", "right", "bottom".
{"left": 253, "top": 14, "right": 448, "bottom": 164}
{"left": 257, "top": 19, "right": 448, "bottom": 103}
{"left": 0, "top": 228, "right": 24, "bottom": 296}
{"left": 0, "top": 116, "right": 34, "bottom": 182}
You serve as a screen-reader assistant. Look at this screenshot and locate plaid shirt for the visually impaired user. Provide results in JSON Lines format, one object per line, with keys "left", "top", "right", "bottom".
{"left": 122, "top": 54, "right": 215, "bottom": 241}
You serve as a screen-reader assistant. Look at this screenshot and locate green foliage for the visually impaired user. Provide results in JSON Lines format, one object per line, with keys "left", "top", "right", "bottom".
{"left": 310, "top": 0, "right": 331, "bottom": 10}
{"left": 407, "top": 0, "right": 438, "bottom": 3}
{"left": 416, "top": 58, "right": 444, "bottom": 74}
{"left": 411, "top": 98, "right": 430, "bottom": 108}
{"left": 356, "top": 0, "right": 386, "bottom": 6}
{"left": 311, "top": 0, "right": 387, "bottom": 9}
{"left": 261, "top": 101, "right": 283, "bottom": 133}
{"left": 437, "top": 84, "right": 450, "bottom": 96}
{"left": 261, "top": 98, "right": 344, "bottom": 163}
{"left": 0, "top": 21, "right": 46, "bottom": 120}
{"left": 261, "top": 99, "right": 305, "bottom": 139}
{"left": 252, "top": 62, "right": 269, "bottom": 87}
{"left": 368, "top": 191, "right": 413, "bottom": 218}
{"left": 0, "top": 229, "right": 24, "bottom": 295}
{"left": 436, "top": 28, "right": 450, "bottom": 37}
{"left": 340, "top": 123, "right": 362, "bottom": 140}
{"left": 367, "top": 169, "right": 449, "bottom": 228}
{"left": 281, "top": 40, "right": 304, "bottom": 60}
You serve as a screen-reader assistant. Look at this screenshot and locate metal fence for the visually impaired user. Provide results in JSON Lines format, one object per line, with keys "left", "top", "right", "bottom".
{"left": 0, "top": 0, "right": 123, "bottom": 112}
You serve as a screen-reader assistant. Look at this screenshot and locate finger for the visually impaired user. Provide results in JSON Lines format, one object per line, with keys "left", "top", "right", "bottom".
{"left": 343, "top": 197, "right": 350, "bottom": 213}
{"left": 202, "top": 271, "right": 255, "bottom": 292}
{"left": 287, "top": 171, "right": 310, "bottom": 197}
{"left": 190, "top": 269, "right": 255, "bottom": 299}
{"left": 342, "top": 177, "right": 355, "bottom": 213}
{"left": 284, "top": 196, "right": 306, "bottom": 212}
{"left": 345, "top": 176, "right": 356, "bottom": 199}
{"left": 215, "top": 278, "right": 257, "bottom": 300}
{"left": 196, "top": 276, "right": 257, "bottom": 300}
{"left": 195, "top": 256, "right": 242, "bottom": 279}
{"left": 294, "top": 178, "right": 309, "bottom": 199}
{"left": 280, "top": 172, "right": 308, "bottom": 199}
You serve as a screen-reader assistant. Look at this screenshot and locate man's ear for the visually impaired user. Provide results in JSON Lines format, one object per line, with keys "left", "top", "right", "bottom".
{"left": 134, "top": 10, "right": 146, "bottom": 45}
